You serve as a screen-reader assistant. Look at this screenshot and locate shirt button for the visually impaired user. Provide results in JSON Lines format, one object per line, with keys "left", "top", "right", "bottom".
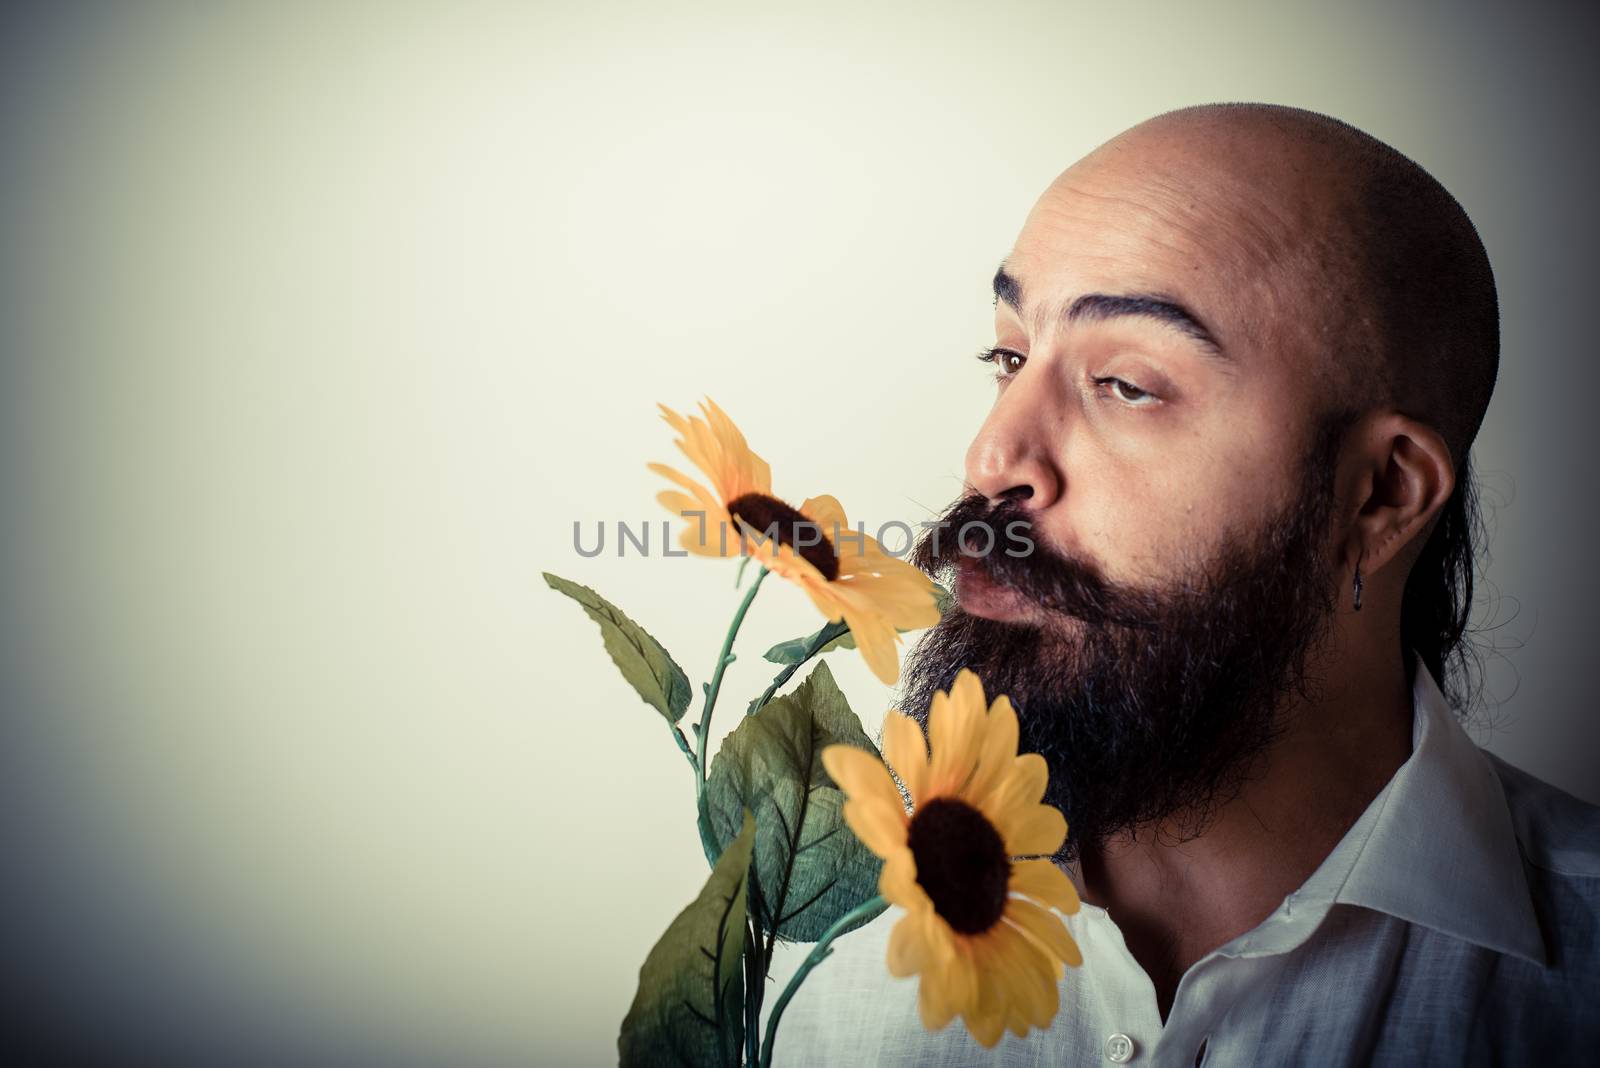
{"left": 1104, "top": 1032, "right": 1137, "bottom": 1062}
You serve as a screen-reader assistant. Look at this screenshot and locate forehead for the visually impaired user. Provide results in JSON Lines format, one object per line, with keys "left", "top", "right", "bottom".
{"left": 1002, "top": 145, "right": 1347, "bottom": 358}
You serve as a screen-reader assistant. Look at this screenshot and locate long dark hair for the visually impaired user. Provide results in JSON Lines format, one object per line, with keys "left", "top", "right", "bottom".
{"left": 1403, "top": 448, "right": 1491, "bottom": 720}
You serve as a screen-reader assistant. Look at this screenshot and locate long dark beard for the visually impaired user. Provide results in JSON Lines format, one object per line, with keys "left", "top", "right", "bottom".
{"left": 899, "top": 410, "right": 1356, "bottom": 862}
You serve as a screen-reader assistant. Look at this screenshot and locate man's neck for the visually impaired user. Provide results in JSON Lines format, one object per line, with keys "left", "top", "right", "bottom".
{"left": 1062, "top": 630, "right": 1416, "bottom": 1022}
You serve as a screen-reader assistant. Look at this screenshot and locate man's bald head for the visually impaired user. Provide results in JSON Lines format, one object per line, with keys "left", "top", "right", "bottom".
{"left": 1108, "top": 104, "right": 1497, "bottom": 699}
{"left": 944, "top": 102, "right": 1497, "bottom": 731}
{"left": 1094, "top": 102, "right": 1500, "bottom": 477}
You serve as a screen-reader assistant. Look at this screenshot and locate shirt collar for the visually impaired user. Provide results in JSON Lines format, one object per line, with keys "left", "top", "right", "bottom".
{"left": 1329, "top": 650, "right": 1546, "bottom": 965}
{"left": 1064, "top": 652, "right": 1547, "bottom": 968}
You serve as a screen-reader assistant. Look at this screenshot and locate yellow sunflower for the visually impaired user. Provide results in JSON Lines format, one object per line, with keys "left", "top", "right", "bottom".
{"left": 820, "top": 669, "right": 1083, "bottom": 1048}
{"left": 650, "top": 398, "right": 940, "bottom": 684}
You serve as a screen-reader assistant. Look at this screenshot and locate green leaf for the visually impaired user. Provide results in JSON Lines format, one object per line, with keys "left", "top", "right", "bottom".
{"left": 619, "top": 808, "right": 756, "bottom": 1068}
{"left": 544, "top": 572, "right": 693, "bottom": 725}
{"left": 759, "top": 583, "right": 954, "bottom": 662}
{"left": 707, "top": 661, "right": 888, "bottom": 942}
{"left": 760, "top": 619, "right": 851, "bottom": 665}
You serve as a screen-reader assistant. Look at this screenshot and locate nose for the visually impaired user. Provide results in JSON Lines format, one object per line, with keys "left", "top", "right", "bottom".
{"left": 964, "top": 377, "right": 1064, "bottom": 508}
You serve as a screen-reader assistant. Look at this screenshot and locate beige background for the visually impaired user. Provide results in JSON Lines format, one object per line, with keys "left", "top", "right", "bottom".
{"left": 2, "top": 2, "right": 1595, "bottom": 1064}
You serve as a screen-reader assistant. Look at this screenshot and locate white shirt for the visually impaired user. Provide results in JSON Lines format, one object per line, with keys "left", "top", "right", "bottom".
{"left": 763, "top": 652, "right": 1600, "bottom": 1066}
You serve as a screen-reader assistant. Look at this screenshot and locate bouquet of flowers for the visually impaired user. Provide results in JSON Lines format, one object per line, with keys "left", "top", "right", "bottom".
{"left": 546, "top": 399, "right": 1085, "bottom": 1066}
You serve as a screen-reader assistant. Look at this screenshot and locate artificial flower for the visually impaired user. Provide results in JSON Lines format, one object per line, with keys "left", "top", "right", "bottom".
{"left": 821, "top": 669, "right": 1083, "bottom": 1047}
{"left": 650, "top": 398, "right": 940, "bottom": 683}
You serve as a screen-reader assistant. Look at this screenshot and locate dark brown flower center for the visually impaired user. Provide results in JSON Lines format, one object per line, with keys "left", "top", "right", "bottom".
{"left": 906, "top": 796, "right": 1010, "bottom": 935}
{"left": 726, "top": 493, "right": 839, "bottom": 580}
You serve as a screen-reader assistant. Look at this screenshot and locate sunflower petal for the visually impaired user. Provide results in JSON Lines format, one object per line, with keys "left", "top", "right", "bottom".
{"left": 1004, "top": 975, "right": 1042, "bottom": 1038}
{"left": 799, "top": 494, "right": 848, "bottom": 535}
{"left": 973, "top": 924, "right": 1052, "bottom": 1039}
{"left": 918, "top": 964, "right": 958, "bottom": 1031}
{"left": 654, "top": 488, "right": 701, "bottom": 515}
{"left": 699, "top": 396, "right": 772, "bottom": 499}
{"left": 949, "top": 669, "right": 987, "bottom": 723}
{"left": 656, "top": 495, "right": 737, "bottom": 557}
{"left": 991, "top": 920, "right": 1060, "bottom": 1028}
{"left": 646, "top": 461, "right": 709, "bottom": 497}
{"left": 1009, "top": 859, "right": 1082, "bottom": 916}
{"left": 759, "top": 543, "right": 834, "bottom": 597}
{"left": 684, "top": 404, "right": 734, "bottom": 494}
{"left": 886, "top": 908, "right": 933, "bottom": 978}
{"left": 1005, "top": 897, "right": 1084, "bottom": 968}
{"left": 1001, "top": 803, "right": 1069, "bottom": 857}
{"left": 965, "top": 1003, "right": 1006, "bottom": 1049}
{"left": 980, "top": 753, "right": 1050, "bottom": 824}
{"left": 656, "top": 403, "right": 693, "bottom": 441}
{"left": 965, "top": 935, "right": 1013, "bottom": 1048}
{"left": 945, "top": 936, "right": 980, "bottom": 1019}
{"left": 966, "top": 694, "right": 1021, "bottom": 802}
{"left": 831, "top": 564, "right": 942, "bottom": 629}
{"left": 844, "top": 612, "right": 901, "bottom": 686}
{"left": 657, "top": 405, "right": 722, "bottom": 494}
{"left": 877, "top": 850, "right": 925, "bottom": 911}
{"left": 927, "top": 689, "right": 981, "bottom": 798}
{"left": 820, "top": 744, "right": 903, "bottom": 811}
{"left": 881, "top": 711, "right": 929, "bottom": 804}
{"left": 654, "top": 492, "right": 734, "bottom": 556}
{"left": 841, "top": 796, "right": 909, "bottom": 858}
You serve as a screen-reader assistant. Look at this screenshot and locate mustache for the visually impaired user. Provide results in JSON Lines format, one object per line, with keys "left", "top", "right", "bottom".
{"left": 910, "top": 493, "right": 1162, "bottom": 630}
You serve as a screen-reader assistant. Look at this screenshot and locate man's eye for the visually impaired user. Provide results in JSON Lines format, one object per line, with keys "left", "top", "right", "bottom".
{"left": 1092, "top": 376, "right": 1158, "bottom": 406}
{"left": 976, "top": 347, "right": 1026, "bottom": 377}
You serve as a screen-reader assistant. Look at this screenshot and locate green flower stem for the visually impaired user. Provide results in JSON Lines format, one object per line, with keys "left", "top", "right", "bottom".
{"left": 749, "top": 620, "right": 848, "bottom": 715}
{"left": 749, "top": 662, "right": 799, "bottom": 718}
{"left": 744, "top": 913, "right": 763, "bottom": 1068}
{"left": 670, "top": 723, "right": 698, "bottom": 774}
{"left": 694, "top": 566, "right": 769, "bottom": 867}
{"left": 757, "top": 894, "right": 887, "bottom": 1068}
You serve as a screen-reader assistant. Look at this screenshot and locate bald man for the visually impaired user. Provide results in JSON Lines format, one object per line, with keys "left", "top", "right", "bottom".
{"left": 764, "top": 104, "right": 1599, "bottom": 1066}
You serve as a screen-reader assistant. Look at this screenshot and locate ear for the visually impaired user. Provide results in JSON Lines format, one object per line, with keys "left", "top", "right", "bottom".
{"left": 1336, "top": 411, "right": 1456, "bottom": 577}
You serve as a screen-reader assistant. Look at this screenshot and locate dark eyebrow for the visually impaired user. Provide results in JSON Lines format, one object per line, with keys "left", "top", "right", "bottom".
{"left": 992, "top": 262, "right": 1230, "bottom": 362}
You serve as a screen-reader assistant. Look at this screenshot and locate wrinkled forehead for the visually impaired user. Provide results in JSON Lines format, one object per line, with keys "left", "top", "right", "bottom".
{"left": 1005, "top": 135, "right": 1357, "bottom": 356}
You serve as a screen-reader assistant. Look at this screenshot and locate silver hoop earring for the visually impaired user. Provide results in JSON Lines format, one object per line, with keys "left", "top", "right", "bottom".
{"left": 1353, "top": 560, "right": 1364, "bottom": 612}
